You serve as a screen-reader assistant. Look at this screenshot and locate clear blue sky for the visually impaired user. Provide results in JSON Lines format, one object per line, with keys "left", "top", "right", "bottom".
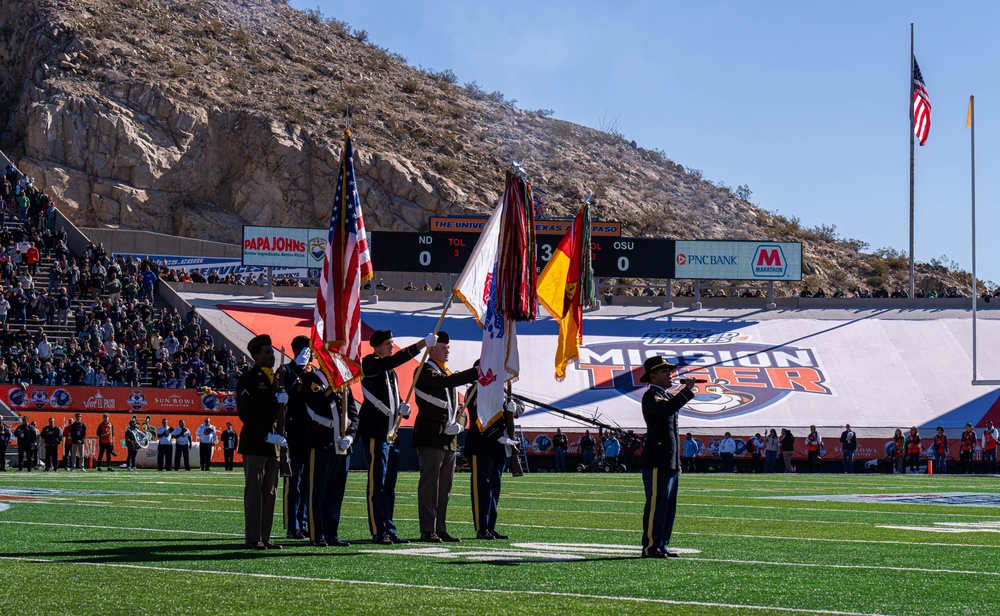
{"left": 291, "top": 0, "right": 1000, "bottom": 286}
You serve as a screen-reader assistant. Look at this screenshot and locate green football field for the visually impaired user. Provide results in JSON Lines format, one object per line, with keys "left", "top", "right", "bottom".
{"left": 1, "top": 467, "right": 998, "bottom": 615}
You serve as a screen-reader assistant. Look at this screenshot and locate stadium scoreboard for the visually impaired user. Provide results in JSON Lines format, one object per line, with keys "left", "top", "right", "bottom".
{"left": 370, "top": 231, "right": 676, "bottom": 278}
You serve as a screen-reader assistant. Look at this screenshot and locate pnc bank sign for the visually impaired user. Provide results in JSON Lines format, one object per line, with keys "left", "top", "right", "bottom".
{"left": 674, "top": 240, "right": 801, "bottom": 281}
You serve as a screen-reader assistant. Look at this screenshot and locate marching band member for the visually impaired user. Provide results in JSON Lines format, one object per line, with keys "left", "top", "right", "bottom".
{"left": 358, "top": 329, "right": 435, "bottom": 545}
{"left": 638, "top": 356, "right": 695, "bottom": 559}
{"left": 412, "top": 331, "right": 478, "bottom": 543}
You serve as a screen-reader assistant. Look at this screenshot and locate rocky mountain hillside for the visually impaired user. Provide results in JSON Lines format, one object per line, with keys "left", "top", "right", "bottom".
{"left": 0, "top": 0, "right": 975, "bottom": 294}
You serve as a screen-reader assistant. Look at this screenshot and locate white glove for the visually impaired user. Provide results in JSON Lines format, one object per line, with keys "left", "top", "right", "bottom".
{"left": 397, "top": 401, "right": 411, "bottom": 418}
{"left": 504, "top": 399, "right": 524, "bottom": 418}
{"left": 424, "top": 333, "right": 437, "bottom": 348}
{"left": 275, "top": 392, "right": 289, "bottom": 404}
{"left": 497, "top": 435, "right": 519, "bottom": 448}
{"left": 443, "top": 423, "right": 463, "bottom": 436}
{"left": 336, "top": 435, "right": 354, "bottom": 450}
{"left": 295, "top": 347, "right": 311, "bottom": 366}
{"left": 265, "top": 433, "right": 287, "bottom": 448}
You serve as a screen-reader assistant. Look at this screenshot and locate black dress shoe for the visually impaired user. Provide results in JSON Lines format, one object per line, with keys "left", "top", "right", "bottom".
{"left": 372, "top": 533, "right": 392, "bottom": 545}
{"left": 328, "top": 538, "right": 350, "bottom": 547}
{"left": 311, "top": 539, "right": 328, "bottom": 547}
{"left": 665, "top": 550, "right": 680, "bottom": 558}
{"left": 438, "top": 532, "right": 461, "bottom": 543}
{"left": 419, "top": 532, "right": 442, "bottom": 543}
{"left": 476, "top": 530, "right": 495, "bottom": 540}
{"left": 489, "top": 531, "right": 509, "bottom": 540}
{"left": 262, "top": 541, "right": 283, "bottom": 550}
{"left": 247, "top": 542, "right": 267, "bottom": 550}
{"left": 388, "top": 534, "right": 410, "bottom": 545}
{"left": 641, "top": 550, "right": 666, "bottom": 559}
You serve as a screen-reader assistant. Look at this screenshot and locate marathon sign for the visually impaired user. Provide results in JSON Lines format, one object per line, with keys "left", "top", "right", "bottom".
{"left": 242, "top": 226, "right": 328, "bottom": 268}
{"left": 674, "top": 240, "right": 802, "bottom": 281}
{"left": 574, "top": 326, "right": 831, "bottom": 419}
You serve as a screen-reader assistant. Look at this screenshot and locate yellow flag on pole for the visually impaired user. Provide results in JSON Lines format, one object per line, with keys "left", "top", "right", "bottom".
{"left": 967, "top": 95, "right": 974, "bottom": 129}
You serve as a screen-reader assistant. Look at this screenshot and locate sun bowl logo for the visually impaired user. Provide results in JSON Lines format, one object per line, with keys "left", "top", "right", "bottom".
{"left": 30, "top": 387, "right": 50, "bottom": 409}
{"left": 49, "top": 389, "right": 71, "bottom": 408}
{"left": 220, "top": 394, "right": 237, "bottom": 414}
{"left": 575, "top": 323, "right": 831, "bottom": 419}
{"left": 309, "top": 237, "right": 326, "bottom": 262}
{"left": 127, "top": 389, "right": 147, "bottom": 412}
{"left": 753, "top": 244, "right": 787, "bottom": 278}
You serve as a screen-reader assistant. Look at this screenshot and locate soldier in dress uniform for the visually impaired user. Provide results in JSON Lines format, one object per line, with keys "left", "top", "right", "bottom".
{"left": 638, "top": 356, "right": 695, "bottom": 559}
{"left": 280, "top": 335, "right": 313, "bottom": 540}
{"left": 302, "top": 364, "right": 359, "bottom": 547}
{"left": 464, "top": 387, "right": 521, "bottom": 540}
{"left": 358, "top": 328, "right": 436, "bottom": 545}
{"left": 237, "top": 334, "right": 288, "bottom": 550}
{"left": 411, "top": 331, "right": 478, "bottom": 543}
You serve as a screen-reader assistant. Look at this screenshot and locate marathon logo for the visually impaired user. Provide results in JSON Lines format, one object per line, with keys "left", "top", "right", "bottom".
{"left": 576, "top": 336, "right": 831, "bottom": 419}
{"left": 753, "top": 244, "right": 787, "bottom": 277}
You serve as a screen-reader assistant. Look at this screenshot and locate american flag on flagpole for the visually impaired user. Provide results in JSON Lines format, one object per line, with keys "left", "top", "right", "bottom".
{"left": 913, "top": 56, "right": 931, "bottom": 146}
{"left": 311, "top": 129, "right": 372, "bottom": 389}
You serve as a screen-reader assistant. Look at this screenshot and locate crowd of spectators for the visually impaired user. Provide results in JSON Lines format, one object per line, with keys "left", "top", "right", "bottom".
{"left": 0, "top": 163, "right": 249, "bottom": 390}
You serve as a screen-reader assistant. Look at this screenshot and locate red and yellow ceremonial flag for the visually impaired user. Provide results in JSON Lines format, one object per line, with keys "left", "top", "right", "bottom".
{"left": 312, "top": 129, "right": 372, "bottom": 389}
{"left": 537, "top": 201, "right": 594, "bottom": 380}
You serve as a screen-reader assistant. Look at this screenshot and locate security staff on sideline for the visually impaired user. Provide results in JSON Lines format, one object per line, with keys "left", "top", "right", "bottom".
{"left": 221, "top": 422, "right": 239, "bottom": 471}
{"left": 237, "top": 334, "right": 288, "bottom": 550}
{"left": 15, "top": 416, "right": 34, "bottom": 471}
{"left": 0, "top": 422, "right": 12, "bottom": 471}
{"left": 280, "top": 336, "right": 313, "bottom": 540}
{"left": 638, "top": 356, "right": 695, "bottom": 559}
{"left": 359, "top": 329, "right": 436, "bottom": 545}
{"left": 40, "top": 418, "right": 62, "bottom": 472}
{"left": 303, "top": 363, "right": 359, "bottom": 547}
{"left": 412, "top": 331, "right": 478, "bottom": 543}
{"left": 173, "top": 420, "right": 193, "bottom": 471}
{"left": 464, "top": 387, "right": 521, "bottom": 540}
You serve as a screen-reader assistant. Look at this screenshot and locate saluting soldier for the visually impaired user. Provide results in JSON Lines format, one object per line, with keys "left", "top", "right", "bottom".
{"left": 638, "top": 356, "right": 695, "bottom": 559}
{"left": 465, "top": 387, "right": 521, "bottom": 540}
{"left": 412, "top": 331, "right": 478, "bottom": 543}
{"left": 237, "top": 334, "right": 288, "bottom": 550}
{"left": 358, "top": 329, "right": 436, "bottom": 545}
{"left": 280, "top": 335, "right": 313, "bottom": 540}
{"left": 303, "top": 366, "right": 359, "bottom": 547}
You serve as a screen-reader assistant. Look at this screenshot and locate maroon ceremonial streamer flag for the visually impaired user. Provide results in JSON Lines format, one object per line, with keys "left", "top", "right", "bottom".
{"left": 311, "top": 129, "right": 372, "bottom": 389}
{"left": 913, "top": 56, "right": 931, "bottom": 146}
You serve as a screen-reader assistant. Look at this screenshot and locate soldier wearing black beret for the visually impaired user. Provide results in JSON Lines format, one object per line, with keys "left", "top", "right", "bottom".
{"left": 359, "top": 328, "right": 436, "bottom": 545}
{"left": 638, "top": 356, "right": 695, "bottom": 559}
{"left": 237, "top": 334, "right": 289, "bottom": 550}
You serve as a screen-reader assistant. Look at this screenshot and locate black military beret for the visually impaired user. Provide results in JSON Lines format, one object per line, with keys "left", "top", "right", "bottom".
{"left": 247, "top": 334, "right": 272, "bottom": 355}
{"left": 291, "top": 335, "right": 310, "bottom": 355}
{"left": 369, "top": 329, "right": 392, "bottom": 347}
{"left": 436, "top": 330, "right": 449, "bottom": 344}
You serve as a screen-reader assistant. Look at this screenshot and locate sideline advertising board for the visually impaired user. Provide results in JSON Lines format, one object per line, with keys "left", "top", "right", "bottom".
{"left": 242, "top": 226, "right": 327, "bottom": 268}
{"left": 674, "top": 241, "right": 802, "bottom": 281}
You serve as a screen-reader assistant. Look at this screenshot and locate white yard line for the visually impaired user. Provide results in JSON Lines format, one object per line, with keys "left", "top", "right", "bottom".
{"left": 0, "top": 555, "right": 894, "bottom": 616}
